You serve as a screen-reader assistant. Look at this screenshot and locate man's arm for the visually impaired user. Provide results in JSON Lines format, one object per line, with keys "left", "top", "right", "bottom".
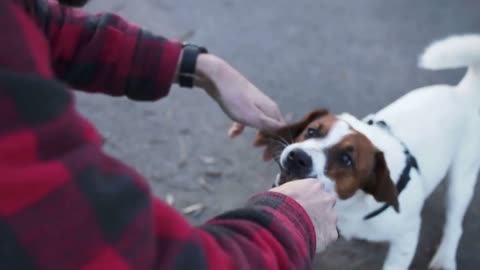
{"left": 151, "top": 193, "right": 315, "bottom": 269}
{"left": 0, "top": 66, "right": 315, "bottom": 270}
{"left": 32, "top": 0, "right": 182, "bottom": 101}
{"left": 0, "top": 2, "right": 316, "bottom": 269}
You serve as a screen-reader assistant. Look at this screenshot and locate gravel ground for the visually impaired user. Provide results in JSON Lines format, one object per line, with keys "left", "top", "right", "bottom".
{"left": 77, "top": 0, "right": 480, "bottom": 269}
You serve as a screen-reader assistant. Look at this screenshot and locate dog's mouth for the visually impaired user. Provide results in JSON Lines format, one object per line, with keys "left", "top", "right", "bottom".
{"left": 273, "top": 148, "right": 318, "bottom": 186}
{"left": 274, "top": 169, "right": 317, "bottom": 187}
{"left": 274, "top": 172, "right": 290, "bottom": 187}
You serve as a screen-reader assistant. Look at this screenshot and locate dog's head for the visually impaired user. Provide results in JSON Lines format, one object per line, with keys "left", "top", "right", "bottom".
{"left": 255, "top": 109, "right": 398, "bottom": 211}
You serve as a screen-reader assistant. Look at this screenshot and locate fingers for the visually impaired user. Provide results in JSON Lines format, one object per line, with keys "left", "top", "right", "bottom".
{"left": 257, "top": 112, "right": 285, "bottom": 132}
{"left": 324, "top": 192, "right": 337, "bottom": 208}
{"left": 228, "top": 122, "right": 245, "bottom": 138}
{"left": 273, "top": 178, "right": 324, "bottom": 191}
{"left": 307, "top": 178, "right": 325, "bottom": 189}
{"left": 257, "top": 94, "right": 285, "bottom": 123}
{"left": 275, "top": 108, "right": 286, "bottom": 125}
{"left": 264, "top": 101, "right": 286, "bottom": 125}
{"left": 263, "top": 148, "right": 273, "bottom": 161}
{"left": 229, "top": 108, "right": 283, "bottom": 138}
{"left": 255, "top": 102, "right": 286, "bottom": 130}
{"left": 269, "top": 177, "right": 338, "bottom": 254}
{"left": 196, "top": 54, "right": 286, "bottom": 135}
{"left": 312, "top": 180, "right": 335, "bottom": 207}
{"left": 253, "top": 131, "right": 267, "bottom": 147}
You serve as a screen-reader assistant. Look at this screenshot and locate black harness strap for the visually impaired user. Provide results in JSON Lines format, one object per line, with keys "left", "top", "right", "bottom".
{"left": 363, "top": 120, "right": 420, "bottom": 220}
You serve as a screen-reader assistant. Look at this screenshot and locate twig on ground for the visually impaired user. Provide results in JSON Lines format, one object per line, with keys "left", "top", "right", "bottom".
{"left": 182, "top": 203, "right": 205, "bottom": 216}
{"left": 197, "top": 177, "right": 214, "bottom": 193}
{"left": 166, "top": 193, "right": 175, "bottom": 206}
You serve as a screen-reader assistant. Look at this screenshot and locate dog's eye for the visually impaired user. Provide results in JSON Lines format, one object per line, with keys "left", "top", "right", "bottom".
{"left": 338, "top": 152, "right": 353, "bottom": 167}
{"left": 306, "top": 128, "right": 320, "bottom": 138}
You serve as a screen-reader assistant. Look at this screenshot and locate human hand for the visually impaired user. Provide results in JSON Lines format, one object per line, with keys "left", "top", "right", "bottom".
{"left": 270, "top": 178, "right": 338, "bottom": 253}
{"left": 193, "top": 54, "right": 285, "bottom": 137}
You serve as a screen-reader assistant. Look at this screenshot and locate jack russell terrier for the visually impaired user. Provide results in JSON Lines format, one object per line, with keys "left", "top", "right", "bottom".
{"left": 255, "top": 34, "right": 480, "bottom": 270}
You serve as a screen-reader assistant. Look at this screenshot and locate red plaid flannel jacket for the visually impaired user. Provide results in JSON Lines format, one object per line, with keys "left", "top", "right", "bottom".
{"left": 0, "top": 0, "right": 316, "bottom": 269}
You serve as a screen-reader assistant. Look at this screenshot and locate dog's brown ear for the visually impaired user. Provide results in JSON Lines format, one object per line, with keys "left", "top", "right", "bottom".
{"left": 254, "top": 109, "right": 329, "bottom": 161}
{"left": 363, "top": 151, "right": 399, "bottom": 212}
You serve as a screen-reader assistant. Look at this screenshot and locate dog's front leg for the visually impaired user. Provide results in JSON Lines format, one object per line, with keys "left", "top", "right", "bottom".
{"left": 382, "top": 218, "right": 421, "bottom": 270}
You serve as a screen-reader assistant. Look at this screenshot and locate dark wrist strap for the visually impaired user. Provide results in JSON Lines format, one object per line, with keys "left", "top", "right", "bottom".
{"left": 178, "top": 44, "right": 208, "bottom": 88}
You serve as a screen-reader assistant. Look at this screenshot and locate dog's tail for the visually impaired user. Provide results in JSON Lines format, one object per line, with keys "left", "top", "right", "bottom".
{"left": 419, "top": 34, "right": 480, "bottom": 101}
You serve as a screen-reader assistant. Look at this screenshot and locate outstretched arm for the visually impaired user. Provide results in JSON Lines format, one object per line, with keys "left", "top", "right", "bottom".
{"left": 32, "top": 0, "right": 181, "bottom": 101}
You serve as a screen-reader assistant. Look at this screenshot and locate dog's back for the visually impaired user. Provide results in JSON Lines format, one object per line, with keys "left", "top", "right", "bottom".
{"left": 415, "top": 34, "right": 480, "bottom": 270}
{"left": 373, "top": 35, "right": 480, "bottom": 196}
{"left": 344, "top": 35, "right": 480, "bottom": 270}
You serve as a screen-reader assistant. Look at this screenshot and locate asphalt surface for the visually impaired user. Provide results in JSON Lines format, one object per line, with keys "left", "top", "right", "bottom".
{"left": 79, "top": 0, "right": 480, "bottom": 269}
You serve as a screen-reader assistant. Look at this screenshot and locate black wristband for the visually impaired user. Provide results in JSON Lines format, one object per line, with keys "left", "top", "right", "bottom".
{"left": 178, "top": 44, "right": 208, "bottom": 88}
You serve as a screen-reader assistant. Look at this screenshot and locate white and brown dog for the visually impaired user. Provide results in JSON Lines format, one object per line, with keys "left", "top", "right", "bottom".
{"left": 256, "top": 35, "right": 480, "bottom": 270}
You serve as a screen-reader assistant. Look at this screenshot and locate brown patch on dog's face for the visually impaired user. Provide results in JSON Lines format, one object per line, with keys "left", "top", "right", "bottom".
{"left": 362, "top": 151, "right": 399, "bottom": 212}
{"left": 295, "top": 113, "right": 338, "bottom": 142}
{"left": 324, "top": 132, "right": 399, "bottom": 211}
{"left": 325, "top": 133, "right": 371, "bottom": 199}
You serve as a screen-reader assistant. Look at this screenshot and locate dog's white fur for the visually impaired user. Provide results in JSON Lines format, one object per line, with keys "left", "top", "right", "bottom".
{"left": 281, "top": 34, "right": 480, "bottom": 270}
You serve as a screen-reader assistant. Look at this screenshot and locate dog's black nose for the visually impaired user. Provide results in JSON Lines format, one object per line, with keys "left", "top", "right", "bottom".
{"left": 284, "top": 149, "right": 313, "bottom": 177}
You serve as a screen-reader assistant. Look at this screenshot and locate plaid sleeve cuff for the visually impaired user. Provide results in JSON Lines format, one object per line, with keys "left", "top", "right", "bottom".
{"left": 125, "top": 34, "right": 182, "bottom": 101}
{"left": 247, "top": 191, "right": 316, "bottom": 258}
